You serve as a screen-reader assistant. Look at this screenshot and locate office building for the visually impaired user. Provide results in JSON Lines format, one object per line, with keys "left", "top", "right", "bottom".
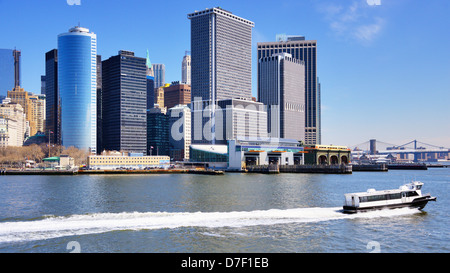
{"left": 0, "top": 101, "right": 27, "bottom": 147}
{"left": 153, "top": 63, "right": 165, "bottom": 89}
{"left": 168, "top": 104, "right": 191, "bottom": 161}
{"left": 44, "top": 49, "right": 61, "bottom": 145}
{"left": 58, "top": 26, "right": 97, "bottom": 153}
{"left": 188, "top": 7, "right": 254, "bottom": 144}
{"left": 257, "top": 35, "right": 321, "bottom": 144}
{"left": 96, "top": 55, "right": 103, "bottom": 154}
{"left": 102, "top": 50, "right": 147, "bottom": 155}
{"left": 181, "top": 51, "right": 191, "bottom": 85}
{"left": 0, "top": 49, "right": 21, "bottom": 100}
{"left": 191, "top": 98, "right": 268, "bottom": 145}
{"left": 146, "top": 50, "right": 155, "bottom": 109}
{"left": 29, "top": 94, "right": 46, "bottom": 134}
{"left": 7, "top": 86, "right": 40, "bottom": 136}
{"left": 164, "top": 81, "right": 191, "bottom": 110}
{"left": 258, "top": 52, "right": 305, "bottom": 142}
{"left": 147, "top": 107, "right": 169, "bottom": 156}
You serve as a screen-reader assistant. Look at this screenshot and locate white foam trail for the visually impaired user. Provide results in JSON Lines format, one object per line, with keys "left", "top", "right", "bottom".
{"left": 0, "top": 207, "right": 419, "bottom": 244}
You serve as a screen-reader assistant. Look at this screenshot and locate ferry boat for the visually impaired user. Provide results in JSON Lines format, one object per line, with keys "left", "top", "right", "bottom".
{"left": 343, "top": 181, "right": 436, "bottom": 214}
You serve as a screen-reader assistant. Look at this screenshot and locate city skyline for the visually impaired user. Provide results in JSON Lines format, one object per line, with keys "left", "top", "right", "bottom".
{"left": 0, "top": 0, "right": 449, "bottom": 148}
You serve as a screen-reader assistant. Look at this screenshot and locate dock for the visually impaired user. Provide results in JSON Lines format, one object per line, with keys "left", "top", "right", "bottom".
{"left": 247, "top": 164, "right": 352, "bottom": 174}
{"left": 387, "top": 163, "right": 428, "bottom": 170}
{"left": 0, "top": 169, "right": 224, "bottom": 176}
{"left": 351, "top": 163, "right": 388, "bottom": 172}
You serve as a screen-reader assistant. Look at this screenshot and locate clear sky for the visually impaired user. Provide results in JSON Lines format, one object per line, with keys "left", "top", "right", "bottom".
{"left": 1, "top": 0, "right": 449, "bottom": 148}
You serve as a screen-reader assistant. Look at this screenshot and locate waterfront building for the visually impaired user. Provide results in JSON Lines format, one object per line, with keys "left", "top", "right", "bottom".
{"left": 168, "top": 104, "right": 191, "bottom": 161}
{"left": 0, "top": 102, "right": 27, "bottom": 147}
{"left": 164, "top": 81, "right": 191, "bottom": 110}
{"left": 87, "top": 153, "right": 170, "bottom": 170}
{"left": 258, "top": 52, "right": 305, "bottom": 142}
{"left": 153, "top": 63, "right": 165, "bottom": 89}
{"left": 257, "top": 35, "right": 321, "bottom": 145}
{"left": 189, "top": 137, "right": 304, "bottom": 170}
{"left": 181, "top": 52, "right": 191, "bottom": 85}
{"left": 102, "top": 50, "right": 147, "bottom": 155}
{"left": 147, "top": 107, "right": 169, "bottom": 156}
{"left": 0, "top": 49, "right": 21, "bottom": 101}
{"left": 44, "top": 49, "right": 61, "bottom": 145}
{"left": 188, "top": 7, "right": 254, "bottom": 144}
{"left": 304, "top": 145, "right": 350, "bottom": 165}
{"left": 58, "top": 26, "right": 97, "bottom": 153}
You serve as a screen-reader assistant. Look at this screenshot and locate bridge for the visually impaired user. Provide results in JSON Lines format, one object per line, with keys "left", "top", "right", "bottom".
{"left": 349, "top": 139, "right": 450, "bottom": 162}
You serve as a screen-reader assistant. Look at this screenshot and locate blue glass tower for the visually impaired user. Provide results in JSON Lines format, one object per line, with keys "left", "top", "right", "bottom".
{"left": 58, "top": 26, "right": 97, "bottom": 153}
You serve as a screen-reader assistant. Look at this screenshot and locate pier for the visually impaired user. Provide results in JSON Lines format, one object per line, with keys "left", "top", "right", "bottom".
{"left": 0, "top": 169, "right": 224, "bottom": 176}
{"left": 246, "top": 164, "right": 352, "bottom": 174}
{"left": 351, "top": 163, "right": 388, "bottom": 172}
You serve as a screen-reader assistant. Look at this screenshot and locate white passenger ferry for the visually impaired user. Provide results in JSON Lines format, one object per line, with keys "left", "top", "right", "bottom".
{"left": 343, "top": 181, "right": 436, "bottom": 214}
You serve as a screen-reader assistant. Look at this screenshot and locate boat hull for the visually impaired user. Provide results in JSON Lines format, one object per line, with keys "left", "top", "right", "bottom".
{"left": 342, "top": 196, "right": 436, "bottom": 214}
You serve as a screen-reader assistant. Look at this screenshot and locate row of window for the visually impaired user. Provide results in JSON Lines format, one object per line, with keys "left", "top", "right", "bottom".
{"left": 359, "top": 191, "right": 419, "bottom": 203}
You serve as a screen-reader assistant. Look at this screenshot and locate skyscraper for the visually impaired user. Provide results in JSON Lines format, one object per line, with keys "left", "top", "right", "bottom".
{"left": 258, "top": 53, "right": 305, "bottom": 141}
{"left": 146, "top": 50, "right": 155, "bottom": 109}
{"left": 45, "top": 49, "right": 61, "bottom": 145}
{"left": 181, "top": 51, "right": 191, "bottom": 85}
{"left": 188, "top": 7, "right": 254, "bottom": 102}
{"left": 102, "top": 50, "right": 147, "bottom": 154}
{"left": 153, "top": 63, "right": 165, "bottom": 89}
{"left": 0, "top": 49, "right": 21, "bottom": 100}
{"left": 257, "top": 35, "right": 321, "bottom": 145}
{"left": 164, "top": 81, "right": 191, "bottom": 110}
{"left": 188, "top": 7, "right": 254, "bottom": 144}
{"left": 58, "top": 26, "right": 97, "bottom": 153}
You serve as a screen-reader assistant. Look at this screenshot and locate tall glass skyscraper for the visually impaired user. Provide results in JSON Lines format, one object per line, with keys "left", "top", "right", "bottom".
{"left": 257, "top": 36, "right": 321, "bottom": 145}
{"left": 58, "top": 26, "right": 97, "bottom": 153}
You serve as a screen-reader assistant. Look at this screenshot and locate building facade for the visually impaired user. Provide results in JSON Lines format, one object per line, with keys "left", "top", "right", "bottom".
{"left": 102, "top": 50, "right": 147, "bottom": 155}
{"left": 88, "top": 154, "right": 170, "bottom": 170}
{"left": 58, "top": 26, "right": 97, "bottom": 153}
{"left": 44, "top": 49, "right": 61, "bottom": 145}
{"left": 168, "top": 104, "right": 191, "bottom": 161}
{"left": 7, "top": 86, "right": 42, "bottom": 137}
{"left": 164, "top": 81, "right": 191, "bottom": 110}
{"left": 0, "top": 102, "right": 26, "bottom": 147}
{"left": 181, "top": 52, "right": 191, "bottom": 85}
{"left": 153, "top": 63, "right": 165, "bottom": 89}
{"left": 147, "top": 108, "right": 169, "bottom": 156}
{"left": 257, "top": 36, "right": 321, "bottom": 145}
{"left": 258, "top": 52, "right": 305, "bottom": 142}
{"left": 188, "top": 7, "right": 255, "bottom": 144}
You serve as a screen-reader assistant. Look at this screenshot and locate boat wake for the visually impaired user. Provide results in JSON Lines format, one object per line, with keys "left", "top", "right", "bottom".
{"left": 0, "top": 207, "right": 420, "bottom": 244}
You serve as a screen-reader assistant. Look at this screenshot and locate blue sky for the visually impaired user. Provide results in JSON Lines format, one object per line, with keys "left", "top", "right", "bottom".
{"left": 1, "top": 0, "right": 449, "bottom": 148}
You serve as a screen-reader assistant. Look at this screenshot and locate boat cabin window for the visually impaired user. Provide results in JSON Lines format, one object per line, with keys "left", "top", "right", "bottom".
{"left": 359, "top": 193, "right": 402, "bottom": 203}
{"left": 416, "top": 185, "right": 422, "bottom": 190}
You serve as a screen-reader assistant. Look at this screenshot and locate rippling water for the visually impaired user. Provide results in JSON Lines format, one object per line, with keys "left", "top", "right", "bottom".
{"left": 0, "top": 168, "right": 448, "bottom": 252}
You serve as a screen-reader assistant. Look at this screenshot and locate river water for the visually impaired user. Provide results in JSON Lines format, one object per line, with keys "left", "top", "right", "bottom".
{"left": 0, "top": 167, "right": 448, "bottom": 253}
